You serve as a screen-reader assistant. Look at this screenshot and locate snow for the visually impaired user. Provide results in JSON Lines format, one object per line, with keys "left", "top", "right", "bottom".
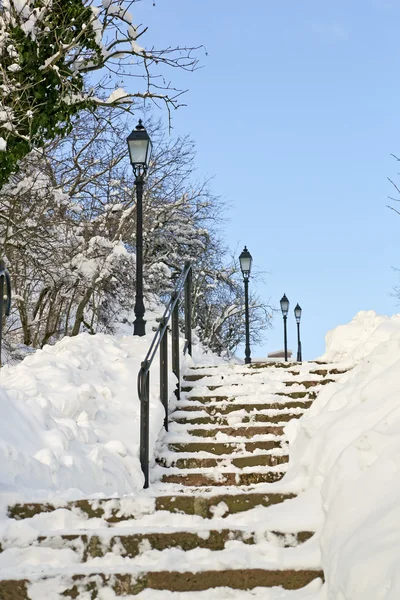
{"left": 0, "top": 309, "right": 400, "bottom": 598}
{"left": 106, "top": 88, "right": 129, "bottom": 104}
{"left": 0, "top": 327, "right": 170, "bottom": 499}
{"left": 286, "top": 310, "right": 400, "bottom": 599}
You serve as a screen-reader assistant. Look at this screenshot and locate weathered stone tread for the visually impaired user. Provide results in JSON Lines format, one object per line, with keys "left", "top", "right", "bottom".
{"left": 284, "top": 379, "right": 335, "bottom": 388}
{"left": 187, "top": 425, "right": 285, "bottom": 438}
{"left": 176, "top": 401, "right": 313, "bottom": 413}
{"left": 168, "top": 440, "right": 284, "bottom": 454}
{"left": 8, "top": 492, "right": 295, "bottom": 522}
{"left": 0, "top": 569, "right": 324, "bottom": 597}
{"left": 33, "top": 529, "right": 313, "bottom": 560}
{"left": 276, "top": 391, "right": 317, "bottom": 399}
{"left": 172, "top": 413, "right": 302, "bottom": 426}
{"left": 157, "top": 454, "right": 289, "bottom": 469}
{"left": 160, "top": 471, "right": 286, "bottom": 486}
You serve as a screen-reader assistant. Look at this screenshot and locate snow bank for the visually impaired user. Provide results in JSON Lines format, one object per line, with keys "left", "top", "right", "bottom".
{"left": 319, "top": 309, "right": 400, "bottom": 363}
{"left": 287, "top": 310, "right": 400, "bottom": 599}
{"left": 0, "top": 331, "right": 171, "bottom": 499}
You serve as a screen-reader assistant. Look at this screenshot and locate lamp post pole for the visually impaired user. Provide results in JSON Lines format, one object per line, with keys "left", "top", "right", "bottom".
{"left": 134, "top": 173, "right": 145, "bottom": 336}
{"left": 296, "top": 321, "right": 302, "bottom": 362}
{"left": 239, "top": 246, "right": 253, "bottom": 365}
{"left": 283, "top": 315, "right": 288, "bottom": 362}
{"left": 244, "top": 276, "right": 251, "bottom": 364}
{"left": 280, "top": 294, "right": 289, "bottom": 362}
{"left": 126, "top": 120, "right": 152, "bottom": 337}
{"left": 294, "top": 303, "right": 302, "bottom": 362}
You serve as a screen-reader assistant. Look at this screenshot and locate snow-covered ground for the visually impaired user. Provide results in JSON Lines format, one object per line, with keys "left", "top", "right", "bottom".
{"left": 0, "top": 311, "right": 225, "bottom": 502}
{"left": 0, "top": 309, "right": 399, "bottom": 599}
{"left": 287, "top": 310, "right": 400, "bottom": 599}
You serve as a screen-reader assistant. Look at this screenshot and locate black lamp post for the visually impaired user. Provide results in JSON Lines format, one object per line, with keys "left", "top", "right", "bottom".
{"left": 239, "top": 246, "right": 253, "bottom": 364}
{"left": 294, "top": 303, "right": 302, "bottom": 362}
{"left": 280, "top": 294, "right": 289, "bottom": 362}
{"left": 127, "top": 120, "right": 152, "bottom": 336}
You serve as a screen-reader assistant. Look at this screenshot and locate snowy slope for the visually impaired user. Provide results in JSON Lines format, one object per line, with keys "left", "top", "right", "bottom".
{"left": 287, "top": 310, "right": 400, "bottom": 600}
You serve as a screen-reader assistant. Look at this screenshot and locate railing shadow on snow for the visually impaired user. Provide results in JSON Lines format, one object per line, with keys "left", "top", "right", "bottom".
{"left": 137, "top": 261, "right": 193, "bottom": 488}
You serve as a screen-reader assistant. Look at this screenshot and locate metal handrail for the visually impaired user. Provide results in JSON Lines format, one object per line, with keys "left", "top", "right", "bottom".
{"left": 137, "top": 261, "right": 193, "bottom": 488}
{"left": 0, "top": 259, "right": 12, "bottom": 366}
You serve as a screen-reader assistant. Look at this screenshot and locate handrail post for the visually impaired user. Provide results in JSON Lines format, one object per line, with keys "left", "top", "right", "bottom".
{"left": 160, "top": 319, "right": 169, "bottom": 431}
{"left": 139, "top": 360, "right": 150, "bottom": 488}
{"left": 184, "top": 261, "right": 192, "bottom": 356}
{"left": 171, "top": 292, "right": 180, "bottom": 400}
{"left": 0, "top": 273, "right": 4, "bottom": 368}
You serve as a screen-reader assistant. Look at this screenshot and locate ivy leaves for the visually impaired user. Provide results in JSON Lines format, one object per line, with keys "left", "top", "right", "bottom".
{"left": 0, "top": 0, "right": 101, "bottom": 187}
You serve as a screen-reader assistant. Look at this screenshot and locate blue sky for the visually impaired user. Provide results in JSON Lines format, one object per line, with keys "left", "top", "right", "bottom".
{"left": 133, "top": 0, "right": 400, "bottom": 359}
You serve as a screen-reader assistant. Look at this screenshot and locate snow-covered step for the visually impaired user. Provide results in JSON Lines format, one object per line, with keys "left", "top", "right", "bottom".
{"left": 184, "top": 391, "right": 318, "bottom": 402}
{"left": 170, "top": 423, "right": 287, "bottom": 438}
{"left": 167, "top": 439, "right": 287, "bottom": 454}
{"left": 157, "top": 452, "right": 289, "bottom": 469}
{"left": 0, "top": 568, "right": 324, "bottom": 597}
{"left": 8, "top": 492, "right": 297, "bottom": 522}
{"left": 170, "top": 410, "right": 304, "bottom": 426}
{"left": 158, "top": 467, "right": 287, "bottom": 487}
{"left": 174, "top": 400, "right": 314, "bottom": 412}
{"left": 5, "top": 527, "right": 314, "bottom": 558}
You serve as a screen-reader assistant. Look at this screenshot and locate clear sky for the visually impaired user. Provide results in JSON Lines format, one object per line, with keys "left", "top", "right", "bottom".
{"left": 132, "top": 0, "right": 400, "bottom": 360}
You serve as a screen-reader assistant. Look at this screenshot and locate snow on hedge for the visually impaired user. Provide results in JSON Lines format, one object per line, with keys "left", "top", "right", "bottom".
{"left": 287, "top": 310, "right": 400, "bottom": 600}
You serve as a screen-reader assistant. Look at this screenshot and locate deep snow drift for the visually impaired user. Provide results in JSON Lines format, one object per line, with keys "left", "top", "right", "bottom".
{"left": 0, "top": 317, "right": 222, "bottom": 500}
{"left": 0, "top": 332, "right": 167, "bottom": 498}
{"left": 287, "top": 310, "right": 400, "bottom": 600}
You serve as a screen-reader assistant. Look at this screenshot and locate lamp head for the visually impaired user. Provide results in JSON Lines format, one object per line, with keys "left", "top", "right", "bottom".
{"left": 280, "top": 294, "right": 289, "bottom": 317}
{"left": 127, "top": 119, "right": 152, "bottom": 177}
{"left": 239, "top": 246, "right": 253, "bottom": 279}
{"left": 294, "top": 303, "right": 302, "bottom": 323}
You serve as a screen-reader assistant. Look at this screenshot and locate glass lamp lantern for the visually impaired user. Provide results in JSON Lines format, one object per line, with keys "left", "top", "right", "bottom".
{"left": 239, "top": 246, "right": 253, "bottom": 279}
{"left": 280, "top": 294, "right": 289, "bottom": 317}
{"left": 294, "top": 303, "right": 302, "bottom": 323}
{"left": 127, "top": 120, "right": 152, "bottom": 175}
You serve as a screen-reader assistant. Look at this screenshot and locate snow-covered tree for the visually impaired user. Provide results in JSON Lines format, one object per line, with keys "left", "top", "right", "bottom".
{"left": 0, "top": 110, "right": 272, "bottom": 359}
{"left": 0, "top": 0, "right": 198, "bottom": 186}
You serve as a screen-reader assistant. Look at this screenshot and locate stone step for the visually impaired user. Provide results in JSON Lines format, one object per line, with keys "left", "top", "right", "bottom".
{"left": 8, "top": 492, "right": 296, "bottom": 521}
{"left": 183, "top": 373, "right": 210, "bottom": 381}
{"left": 175, "top": 400, "right": 313, "bottom": 413}
{"left": 185, "top": 392, "right": 317, "bottom": 403}
{"left": 168, "top": 440, "right": 285, "bottom": 454}
{"left": 249, "top": 362, "right": 301, "bottom": 369}
{"left": 309, "top": 368, "right": 348, "bottom": 376}
{"left": 181, "top": 375, "right": 334, "bottom": 393}
{"left": 276, "top": 391, "right": 317, "bottom": 400}
{"left": 185, "top": 424, "right": 285, "bottom": 438}
{"left": 284, "top": 379, "right": 335, "bottom": 388}
{"left": 171, "top": 413, "right": 302, "bottom": 426}
{"left": 0, "top": 569, "right": 324, "bottom": 596}
{"left": 29, "top": 528, "right": 313, "bottom": 560}
{"left": 157, "top": 453, "right": 289, "bottom": 469}
{"left": 160, "top": 470, "right": 286, "bottom": 486}
{"left": 181, "top": 382, "right": 322, "bottom": 393}
{"left": 185, "top": 395, "right": 235, "bottom": 403}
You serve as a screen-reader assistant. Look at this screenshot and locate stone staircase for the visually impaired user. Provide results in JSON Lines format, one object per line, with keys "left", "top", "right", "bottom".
{"left": 0, "top": 361, "right": 347, "bottom": 598}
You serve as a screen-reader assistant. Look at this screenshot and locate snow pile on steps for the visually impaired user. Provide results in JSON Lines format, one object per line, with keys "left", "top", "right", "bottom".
{"left": 1, "top": 309, "right": 400, "bottom": 599}
{"left": 0, "top": 359, "right": 330, "bottom": 600}
{"left": 286, "top": 310, "right": 400, "bottom": 600}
